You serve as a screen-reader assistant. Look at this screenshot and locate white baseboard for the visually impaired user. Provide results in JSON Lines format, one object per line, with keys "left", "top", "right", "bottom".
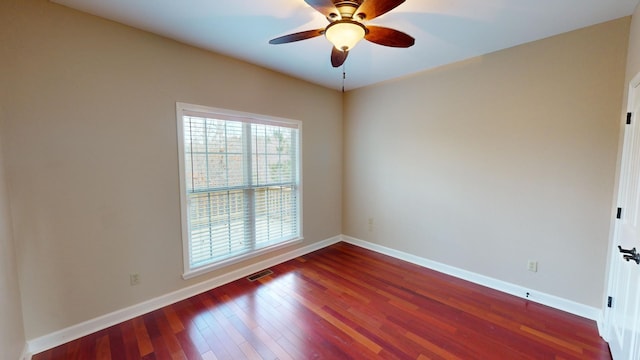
{"left": 341, "top": 235, "right": 603, "bottom": 321}
{"left": 26, "top": 235, "right": 342, "bottom": 356}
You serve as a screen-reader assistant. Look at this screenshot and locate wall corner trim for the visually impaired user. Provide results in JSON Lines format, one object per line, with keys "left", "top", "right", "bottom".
{"left": 20, "top": 343, "right": 31, "bottom": 360}
{"left": 25, "top": 235, "right": 342, "bottom": 356}
{"left": 597, "top": 317, "right": 608, "bottom": 340}
{"left": 341, "top": 235, "right": 602, "bottom": 321}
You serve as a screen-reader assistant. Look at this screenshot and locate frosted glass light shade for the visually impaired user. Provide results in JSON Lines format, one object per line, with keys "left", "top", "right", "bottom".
{"left": 325, "top": 20, "right": 366, "bottom": 51}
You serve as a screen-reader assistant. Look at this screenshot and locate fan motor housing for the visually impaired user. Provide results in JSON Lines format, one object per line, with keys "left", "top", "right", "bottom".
{"left": 333, "top": 1, "right": 361, "bottom": 20}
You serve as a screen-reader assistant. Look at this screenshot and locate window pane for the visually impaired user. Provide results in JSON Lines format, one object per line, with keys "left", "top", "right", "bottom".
{"left": 255, "top": 185, "right": 297, "bottom": 246}
{"left": 189, "top": 190, "right": 249, "bottom": 265}
{"left": 253, "top": 125, "right": 295, "bottom": 186}
{"left": 184, "top": 117, "right": 246, "bottom": 191}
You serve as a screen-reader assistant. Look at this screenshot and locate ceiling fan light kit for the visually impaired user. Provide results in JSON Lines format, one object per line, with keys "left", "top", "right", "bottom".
{"left": 269, "top": 0, "right": 414, "bottom": 68}
{"left": 325, "top": 20, "right": 368, "bottom": 51}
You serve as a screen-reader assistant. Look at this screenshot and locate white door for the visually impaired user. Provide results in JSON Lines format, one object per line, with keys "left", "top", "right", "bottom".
{"left": 605, "top": 74, "right": 640, "bottom": 360}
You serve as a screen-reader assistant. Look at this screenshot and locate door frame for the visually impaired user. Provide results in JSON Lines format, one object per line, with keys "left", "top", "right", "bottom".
{"left": 602, "top": 71, "right": 640, "bottom": 352}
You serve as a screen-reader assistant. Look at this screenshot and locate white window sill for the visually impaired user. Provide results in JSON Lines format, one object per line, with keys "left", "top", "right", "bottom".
{"left": 182, "top": 237, "right": 304, "bottom": 280}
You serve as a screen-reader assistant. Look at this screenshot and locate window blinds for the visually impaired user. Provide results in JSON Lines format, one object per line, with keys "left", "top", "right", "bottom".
{"left": 178, "top": 106, "right": 301, "bottom": 273}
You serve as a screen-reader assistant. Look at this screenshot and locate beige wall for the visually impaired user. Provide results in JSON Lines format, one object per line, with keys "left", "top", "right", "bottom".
{"left": 343, "top": 18, "right": 629, "bottom": 308}
{"left": 0, "top": 116, "right": 26, "bottom": 360}
{"left": 0, "top": 0, "right": 342, "bottom": 339}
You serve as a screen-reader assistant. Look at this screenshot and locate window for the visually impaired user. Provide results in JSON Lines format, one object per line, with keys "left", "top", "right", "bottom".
{"left": 176, "top": 103, "right": 302, "bottom": 278}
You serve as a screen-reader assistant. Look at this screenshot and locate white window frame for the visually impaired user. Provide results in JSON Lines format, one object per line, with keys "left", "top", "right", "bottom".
{"left": 176, "top": 102, "right": 303, "bottom": 279}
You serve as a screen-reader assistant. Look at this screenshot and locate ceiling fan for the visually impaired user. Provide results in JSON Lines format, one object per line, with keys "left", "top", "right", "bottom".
{"left": 269, "top": 0, "right": 415, "bottom": 67}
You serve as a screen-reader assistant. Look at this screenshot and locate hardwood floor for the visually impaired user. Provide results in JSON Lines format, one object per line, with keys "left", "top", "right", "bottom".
{"left": 33, "top": 242, "right": 611, "bottom": 359}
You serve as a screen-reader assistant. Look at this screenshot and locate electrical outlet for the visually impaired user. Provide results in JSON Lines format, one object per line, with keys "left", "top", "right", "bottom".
{"left": 368, "top": 217, "right": 374, "bottom": 232}
{"left": 130, "top": 273, "right": 140, "bottom": 286}
{"left": 527, "top": 260, "right": 538, "bottom": 272}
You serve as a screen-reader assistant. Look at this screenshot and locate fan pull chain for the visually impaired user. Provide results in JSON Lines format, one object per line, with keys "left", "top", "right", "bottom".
{"left": 342, "top": 63, "right": 346, "bottom": 93}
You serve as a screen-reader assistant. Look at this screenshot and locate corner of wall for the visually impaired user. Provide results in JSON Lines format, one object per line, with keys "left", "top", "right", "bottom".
{"left": 0, "top": 116, "right": 28, "bottom": 360}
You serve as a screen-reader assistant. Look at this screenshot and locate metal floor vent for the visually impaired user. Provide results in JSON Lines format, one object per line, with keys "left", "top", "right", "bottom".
{"left": 246, "top": 269, "right": 273, "bottom": 282}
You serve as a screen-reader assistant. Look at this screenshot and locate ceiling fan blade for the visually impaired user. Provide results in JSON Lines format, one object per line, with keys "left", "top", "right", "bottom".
{"left": 355, "top": 0, "right": 405, "bottom": 20}
{"left": 269, "top": 29, "right": 324, "bottom": 44}
{"left": 304, "top": 0, "right": 338, "bottom": 16}
{"left": 365, "top": 26, "right": 414, "bottom": 47}
{"left": 331, "top": 47, "right": 348, "bottom": 67}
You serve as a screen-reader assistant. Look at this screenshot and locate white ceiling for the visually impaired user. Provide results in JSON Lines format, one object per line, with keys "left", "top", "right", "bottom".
{"left": 52, "top": 0, "right": 638, "bottom": 91}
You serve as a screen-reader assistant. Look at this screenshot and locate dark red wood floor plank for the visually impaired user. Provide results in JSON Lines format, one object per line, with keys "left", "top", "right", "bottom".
{"left": 132, "top": 316, "right": 154, "bottom": 357}
{"left": 95, "top": 334, "right": 111, "bottom": 360}
{"left": 106, "top": 324, "right": 127, "bottom": 360}
{"left": 119, "top": 320, "right": 141, "bottom": 360}
{"left": 174, "top": 330, "right": 203, "bottom": 360}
